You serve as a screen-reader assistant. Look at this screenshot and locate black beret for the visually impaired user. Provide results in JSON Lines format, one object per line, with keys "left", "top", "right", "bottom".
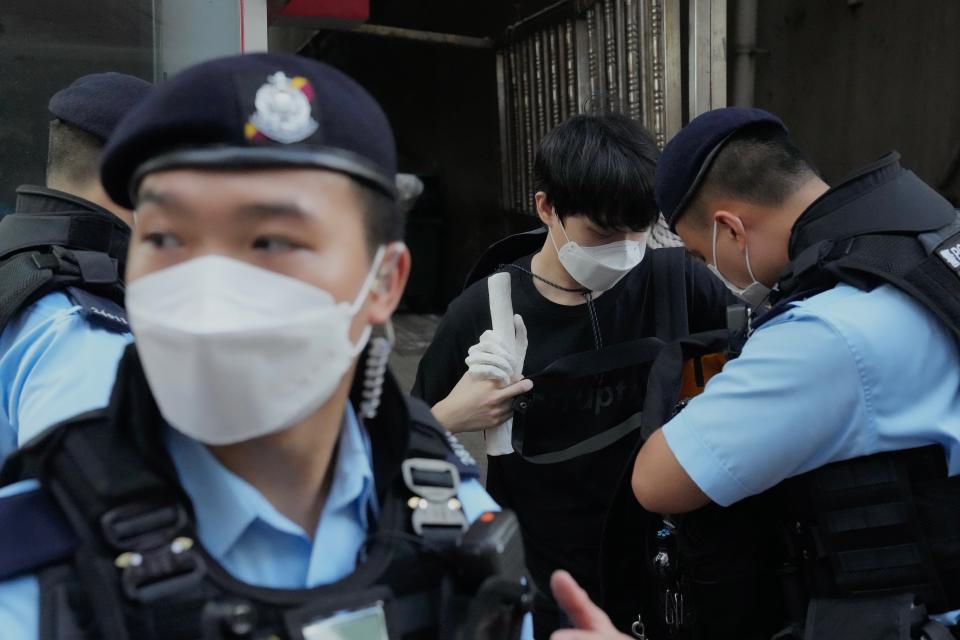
{"left": 655, "top": 107, "right": 787, "bottom": 231}
{"left": 48, "top": 72, "right": 152, "bottom": 143}
{"left": 101, "top": 53, "right": 397, "bottom": 209}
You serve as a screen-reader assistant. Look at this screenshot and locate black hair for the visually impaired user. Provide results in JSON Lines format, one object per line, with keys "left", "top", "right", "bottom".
{"left": 46, "top": 119, "right": 104, "bottom": 190}
{"left": 689, "top": 122, "right": 818, "bottom": 226}
{"left": 533, "top": 113, "right": 659, "bottom": 232}
{"left": 354, "top": 181, "right": 404, "bottom": 253}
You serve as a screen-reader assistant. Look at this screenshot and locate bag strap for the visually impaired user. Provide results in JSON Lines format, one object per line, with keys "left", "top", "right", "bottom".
{"left": 649, "top": 247, "right": 690, "bottom": 341}
{"left": 512, "top": 410, "right": 645, "bottom": 465}
{"left": 529, "top": 336, "right": 666, "bottom": 381}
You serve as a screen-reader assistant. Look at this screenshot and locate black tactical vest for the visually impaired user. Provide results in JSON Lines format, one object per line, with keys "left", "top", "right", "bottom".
{"left": 0, "top": 185, "right": 130, "bottom": 332}
{"left": 0, "top": 347, "right": 529, "bottom": 640}
{"left": 600, "top": 153, "right": 960, "bottom": 640}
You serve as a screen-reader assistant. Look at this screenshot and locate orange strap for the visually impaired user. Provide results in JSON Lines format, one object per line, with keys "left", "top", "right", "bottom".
{"left": 678, "top": 353, "right": 727, "bottom": 400}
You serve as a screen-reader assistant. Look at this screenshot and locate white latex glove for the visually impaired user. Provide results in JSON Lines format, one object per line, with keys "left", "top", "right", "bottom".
{"left": 464, "top": 314, "right": 528, "bottom": 384}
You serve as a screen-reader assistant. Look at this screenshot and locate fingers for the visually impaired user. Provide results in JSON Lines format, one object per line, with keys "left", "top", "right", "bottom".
{"left": 513, "top": 314, "right": 528, "bottom": 346}
{"left": 474, "top": 330, "right": 515, "bottom": 359}
{"left": 465, "top": 350, "right": 514, "bottom": 375}
{"left": 465, "top": 365, "right": 512, "bottom": 387}
{"left": 551, "top": 570, "right": 616, "bottom": 632}
{"left": 495, "top": 377, "right": 533, "bottom": 400}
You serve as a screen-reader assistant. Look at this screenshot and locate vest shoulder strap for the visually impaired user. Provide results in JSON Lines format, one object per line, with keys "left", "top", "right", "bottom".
{"left": 774, "top": 212, "right": 960, "bottom": 342}
{"left": 0, "top": 250, "right": 58, "bottom": 331}
{"left": 0, "top": 485, "right": 79, "bottom": 581}
{"left": 0, "top": 247, "right": 125, "bottom": 334}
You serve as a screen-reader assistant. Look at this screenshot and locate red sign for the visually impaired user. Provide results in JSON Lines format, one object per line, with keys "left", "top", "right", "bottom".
{"left": 280, "top": 0, "right": 369, "bottom": 21}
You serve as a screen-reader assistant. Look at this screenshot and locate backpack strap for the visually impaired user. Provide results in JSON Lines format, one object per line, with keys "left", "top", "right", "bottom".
{"left": 462, "top": 228, "right": 547, "bottom": 289}
{"left": 649, "top": 247, "right": 690, "bottom": 341}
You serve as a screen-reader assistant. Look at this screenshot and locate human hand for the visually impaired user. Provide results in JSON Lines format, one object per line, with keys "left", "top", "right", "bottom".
{"left": 550, "top": 570, "right": 633, "bottom": 640}
{"left": 431, "top": 371, "right": 532, "bottom": 434}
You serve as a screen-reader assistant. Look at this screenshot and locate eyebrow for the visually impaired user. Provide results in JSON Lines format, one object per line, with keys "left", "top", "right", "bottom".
{"left": 237, "top": 201, "right": 310, "bottom": 221}
{"left": 137, "top": 189, "right": 193, "bottom": 217}
{"left": 136, "top": 190, "right": 310, "bottom": 222}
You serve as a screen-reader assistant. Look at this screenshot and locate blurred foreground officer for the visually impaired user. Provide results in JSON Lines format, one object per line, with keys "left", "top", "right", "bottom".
{"left": 588, "top": 108, "right": 960, "bottom": 639}
{"left": 0, "top": 73, "right": 150, "bottom": 460}
{"left": 0, "top": 54, "right": 528, "bottom": 639}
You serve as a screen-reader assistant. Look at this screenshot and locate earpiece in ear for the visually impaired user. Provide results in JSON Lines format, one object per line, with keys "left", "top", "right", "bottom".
{"left": 372, "top": 242, "right": 405, "bottom": 294}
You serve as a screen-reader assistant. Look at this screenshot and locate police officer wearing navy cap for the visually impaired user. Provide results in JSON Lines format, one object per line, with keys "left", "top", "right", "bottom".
{"left": 0, "top": 72, "right": 151, "bottom": 462}
{"left": 550, "top": 108, "right": 960, "bottom": 639}
{"left": 0, "top": 53, "right": 530, "bottom": 639}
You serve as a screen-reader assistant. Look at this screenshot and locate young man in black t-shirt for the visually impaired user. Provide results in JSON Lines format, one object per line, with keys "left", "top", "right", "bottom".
{"left": 412, "top": 114, "right": 730, "bottom": 637}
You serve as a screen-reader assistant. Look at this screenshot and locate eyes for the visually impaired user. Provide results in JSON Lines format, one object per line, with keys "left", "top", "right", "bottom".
{"left": 142, "top": 232, "right": 305, "bottom": 253}
{"left": 251, "top": 236, "right": 305, "bottom": 252}
{"left": 143, "top": 232, "right": 182, "bottom": 250}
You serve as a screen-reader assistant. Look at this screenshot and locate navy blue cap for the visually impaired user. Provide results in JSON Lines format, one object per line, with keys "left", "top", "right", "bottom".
{"left": 48, "top": 72, "right": 152, "bottom": 143}
{"left": 656, "top": 107, "right": 787, "bottom": 231}
{"left": 101, "top": 53, "right": 397, "bottom": 209}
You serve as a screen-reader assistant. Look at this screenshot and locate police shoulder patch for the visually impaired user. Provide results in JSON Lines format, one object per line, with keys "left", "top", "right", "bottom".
{"left": 935, "top": 231, "right": 960, "bottom": 277}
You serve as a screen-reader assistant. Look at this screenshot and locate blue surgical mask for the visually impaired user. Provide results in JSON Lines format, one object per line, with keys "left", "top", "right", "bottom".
{"left": 707, "top": 220, "right": 771, "bottom": 307}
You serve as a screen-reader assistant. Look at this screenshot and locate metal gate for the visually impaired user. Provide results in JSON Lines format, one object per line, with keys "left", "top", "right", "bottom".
{"left": 497, "top": 0, "right": 725, "bottom": 246}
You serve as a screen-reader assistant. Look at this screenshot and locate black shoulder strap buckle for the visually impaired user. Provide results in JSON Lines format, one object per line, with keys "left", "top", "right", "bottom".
{"left": 401, "top": 458, "right": 468, "bottom": 538}
{"left": 115, "top": 535, "right": 206, "bottom": 604}
{"left": 100, "top": 500, "right": 189, "bottom": 550}
{"left": 101, "top": 500, "right": 206, "bottom": 603}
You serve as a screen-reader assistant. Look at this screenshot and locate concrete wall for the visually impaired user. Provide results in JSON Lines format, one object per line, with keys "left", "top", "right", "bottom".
{"left": 750, "top": 0, "right": 960, "bottom": 204}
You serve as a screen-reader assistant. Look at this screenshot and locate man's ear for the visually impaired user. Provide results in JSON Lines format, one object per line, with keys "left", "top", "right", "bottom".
{"left": 366, "top": 242, "right": 411, "bottom": 326}
{"left": 713, "top": 210, "right": 748, "bottom": 252}
{"left": 534, "top": 191, "right": 555, "bottom": 227}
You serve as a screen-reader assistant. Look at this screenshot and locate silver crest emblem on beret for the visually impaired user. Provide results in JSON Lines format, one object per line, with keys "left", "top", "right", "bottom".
{"left": 246, "top": 71, "right": 318, "bottom": 144}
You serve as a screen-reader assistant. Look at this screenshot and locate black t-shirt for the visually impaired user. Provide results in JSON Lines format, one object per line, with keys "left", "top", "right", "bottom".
{"left": 411, "top": 250, "right": 730, "bottom": 620}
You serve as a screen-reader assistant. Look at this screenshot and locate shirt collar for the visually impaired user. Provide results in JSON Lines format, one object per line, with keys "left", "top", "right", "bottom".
{"left": 164, "top": 403, "right": 377, "bottom": 560}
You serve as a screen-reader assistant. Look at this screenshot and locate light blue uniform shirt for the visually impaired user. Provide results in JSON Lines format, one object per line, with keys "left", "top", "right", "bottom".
{"left": 0, "top": 404, "right": 508, "bottom": 639}
{"left": 0, "top": 292, "right": 131, "bottom": 461}
{"left": 664, "top": 283, "right": 960, "bottom": 508}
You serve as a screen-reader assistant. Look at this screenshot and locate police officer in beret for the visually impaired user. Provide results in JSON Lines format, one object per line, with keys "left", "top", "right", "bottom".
{"left": 551, "top": 108, "right": 960, "bottom": 639}
{"left": 0, "top": 54, "right": 529, "bottom": 639}
{"left": 0, "top": 72, "right": 151, "bottom": 462}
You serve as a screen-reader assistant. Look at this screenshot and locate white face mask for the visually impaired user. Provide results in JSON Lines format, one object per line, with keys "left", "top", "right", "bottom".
{"left": 126, "top": 247, "right": 386, "bottom": 445}
{"left": 550, "top": 219, "right": 647, "bottom": 292}
{"left": 707, "top": 220, "right": 771, "bottom": 308}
